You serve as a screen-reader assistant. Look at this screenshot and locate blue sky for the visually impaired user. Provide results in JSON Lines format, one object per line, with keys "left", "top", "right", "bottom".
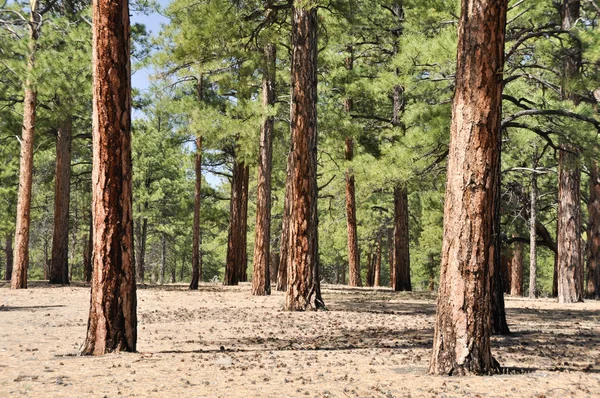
{"left": 131, "top": 0, "right": 171, "bottom": 93}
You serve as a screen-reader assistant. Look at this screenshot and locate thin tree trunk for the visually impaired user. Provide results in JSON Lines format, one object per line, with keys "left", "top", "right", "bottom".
{"left": 5, "top": 233, "right": 13, "bottom": 281}
{"left": 428, "top": 253, "right": 435, "bottom": 291}
{"left": 587, "top": 160, "right": 600, "bottom": 299}
{"left": 366, "top": 249, "right": 373, "bottom": 287}
{"left": 557, "top": 146, "right": 583, "bottom": 303}
{"left": 429, "top": 0, "right": 507, "bottom": 375}
{"left": 491, "top": 139, "right": 509, "bottom": 335}
{"left": 240, "top": 164, "right": 250, "bottom": 282}
{"left": 344, "top": 47, "right": 361, "bottom": 288}
{"left": 374, "top": 236, "right": 382, "bottom": 287}
{"left": 529, "top": 151, "right": 538, "bottom": 298}
{"left": 225, "top": 159, "right": 245, "bottom": 285}
{"left": 285, "top": 4, "right": 324, "bottom": 310}
{"left": 392, "top": 187, "right": 411, "bottom": 291}
{"left": 345, "top": 137, "right": 361, "bottom": 287}
{"left": 252, "top": 43, "right": 276, "bottom": 296}
{"left": 388, "top": 228, "right": 394, "bottom": 287}
{"left": 12, "top": 1, "right": 41, "bottom": 290}
{"left": 50, "top": 119, "right": 72, "bottom": 284}
{"left": 510, "top": 238, "right": 523, "bottom": 296}
{"left": 180, "top": 251, "right": 185, "bottom": 282}
{"left": 160, "top": 234, "right": 166, "bottom": 284}
{"left": 190, "top": 136, "right": 202, "bottom": 290}
{"left": 277, "top": 152, "right": 292, "bottom": 291}
{"left": 81, "top": 0, "right": 136, "bottom": 355}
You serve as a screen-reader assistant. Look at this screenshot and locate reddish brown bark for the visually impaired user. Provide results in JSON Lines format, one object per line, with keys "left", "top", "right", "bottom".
{"left": 83, "top": 232, "right": 92, "bottom": 283}
{"left": 374, "top": 237, "right": 382, "bottom": 287}
{"left": 252, "top": 43, "right": 276, "bottom": 296}
{"left": 429, "top": 0, "right": 507, "bottom": 375}
{"left": 392, "top": 187, "right": 411, "bottom": 291}
{"left": 285, "top": 4, "right": 324, "bottom": 310}
{"left": 11, "top": 2, "right": 40, "bottom": 290}
{"left": 500, "top": 254, "right": 511, "bottom": 294}
{"left": 80, "top": 0, "right": 136, "bottom": 355}
{"left": 510, "top": 238, "right": 524, "bottom": 296}
{"left": 225, "top": 159, "right": 245, "bottom": 285}
{"left": 240, "top": 164, "right": 250, "bottom": 282}
{"left": 50, "top": 119, "right": 72, "bottom": 285}
{"left": 345, "top": 137, "right": 361, "bottom": 287}
{"left": 427, "top": 253, "right": 435, "bottom": 291}
{"left": 529, "top": 150, "right": 538, "bottom": 298}
{"left": 5, "top": 233, "right": 13, "bottom": 281}
{"left": 587, "top": 160, "right": 600, "bottom": 299}
{"left": 277, "top": 152, "right": 292, "bottom": 291}
{"left": 190, "top": 135, "right": 202, "bottom": 290}
{"left": 135, "top": 215, "right": 147, "bottom": 284}
{"left": 557, "top": 147, "right": 583, "bottom": 303}
{"left": 365, "top": 249, "right": 374, "bottom": 287}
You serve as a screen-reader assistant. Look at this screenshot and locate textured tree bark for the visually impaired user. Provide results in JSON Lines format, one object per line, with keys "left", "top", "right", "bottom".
{"left": 388, "top": 228, "right": 394, "bottom": 286}
{"left": 80, "top": 0, "right": 136, "bottom": 355}
{"left": 5, "top": 233, "right": 13, "bottom": 281}
{"left": 252, "top": 43, "right": 276, "bottom": 296}
{"left": 428, "top": 253, "right": 435, "bottom": 291}
{"left": 365, "top": 249, "right": 373, "bottom": 287}
{"left": 557, "top": 147, "right": 583, "bottom": 303}
{"left": 277, "top": 152, "right": 292, "bottom": 291}
{"left": 160, "top": 234, "right": 166, "bottom": 284}
{"left": 50, "top": 119, "right": 72, "bottom": 285}
{"left": 135, "top": 216, "right": 147, "bottom": 284}
{"left": 83, "top": 232, "right": 92, "bottom": 283}
{"left": 285, "top": 4, "right": 324, "bottom": 311}
{"left": 500, "top": 254, "right": 510, "bottom": 293}
{"left": 392, "top": 187, "right": 411, "bottom": 291}
{"left": 344, "top": 48, "right": 361, "bottom": 288}
{"left": 225, "top": 159, "right": 245, "bottom": 285}
{"left": 491, "top": 140, "right": 509, "bottom": 335}
{"left": 510, "top": 238, "right": 524, "bottom": 296}
{"left": 429, "top": 0, "right": 507, "bottom": 376}
{"left": 587, "top": 160, "right": 600, "bottom": 299}
{"left": 374, "top": 236, "right": 382, "bottom": 287}
{"left": 345, "top": 137, "right": 361, "bottom": 287}
{"left": 556, "top": 0, "right": 583, "bottom": 304}
{"left": 190, "top": 135, "right": 203, "bottom": 290}
{"left": 529, "top": 152, "right": 538, "bottom": 298}
{"left": 240, "top": 164, "right": 250, "bottom": 282}
{"left": 11, "top": 1, "right": 41, "bottom": 290}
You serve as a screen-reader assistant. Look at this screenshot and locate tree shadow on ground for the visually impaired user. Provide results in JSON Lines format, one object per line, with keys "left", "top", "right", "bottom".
{"left": 0, "top": 304, "right": 66, "bottom": 311}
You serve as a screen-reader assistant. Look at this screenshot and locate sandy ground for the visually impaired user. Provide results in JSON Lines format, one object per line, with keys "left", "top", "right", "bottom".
{"left": 1, "top": 281, "right": 599, "bottom": 397}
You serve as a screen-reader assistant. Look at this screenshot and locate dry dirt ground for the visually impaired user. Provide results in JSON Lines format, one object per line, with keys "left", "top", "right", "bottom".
{"left": 1, "top": 281, "right": 599, "bottom": 397}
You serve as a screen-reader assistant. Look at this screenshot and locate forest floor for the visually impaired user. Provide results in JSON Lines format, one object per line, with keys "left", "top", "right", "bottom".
{"left": 0, "top": 281, "right": 599, "bottom": 397}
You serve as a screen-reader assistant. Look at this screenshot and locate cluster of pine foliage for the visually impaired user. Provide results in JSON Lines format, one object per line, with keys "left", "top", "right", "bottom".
{"left": 1, "top": 0, "right": 599, "bottom": 299}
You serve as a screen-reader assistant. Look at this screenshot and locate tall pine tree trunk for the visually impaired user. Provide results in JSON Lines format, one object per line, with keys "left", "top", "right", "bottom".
{"left": 557, "top": 147, "right": 583, "bottom": 303}
{"left": 5, "top": 233, "right": 13, "bottom": 281}
{"left": 252, "top": 43, "right": 276, "bottom": 296}
{"left": 50, "top": 118, "right": 72, "bottom": 285}
{"left": 277, "top": 152, "right": 292, "bottom": 291}
{"left": 392, "top": 187, "right": 411, "bottom": 291}
{"left": 190, "top": 135, "right": 202, "bottom": 290}
{"left": 225, "top": 159, "right": 245, "bottom": 285}
{"left": 529, "top": 151, "right": 538, "bottom": 298}
{"left": 12, "top": 1, "right": 40, "bottom": 290}
{"left": 345, "top": 137, "right": 361, "bottom": 287}
{"left": 135, "top": 215, "right": 147, "bottom": 284}
{"left": 374, "top": 236, "right": 382, "bottom": 287}
{"left": 556, "top": 0, "right": 583, "bottom": 304}
{"left": 586, "top": 160, "right": 600, "bottom": 299}
{"left": 429, "top": 0, "right": 507, "bottom": 376}
{"left": 285, "top": 4, "right": 324, "bottom": 311}
{"left": 510, "top": 238, "right": 523, "bottom": 296}
{"left": 491, "top": 135, "right": 509, "bottom": 335}
{"left": 240, "top": 164, "right": 250, "bottom": 282}
{"left": 81, "top": 0, "right": 136, "bottom": 355}
{"left": 344, "top": 47, "right": 361, "bottom": 288}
